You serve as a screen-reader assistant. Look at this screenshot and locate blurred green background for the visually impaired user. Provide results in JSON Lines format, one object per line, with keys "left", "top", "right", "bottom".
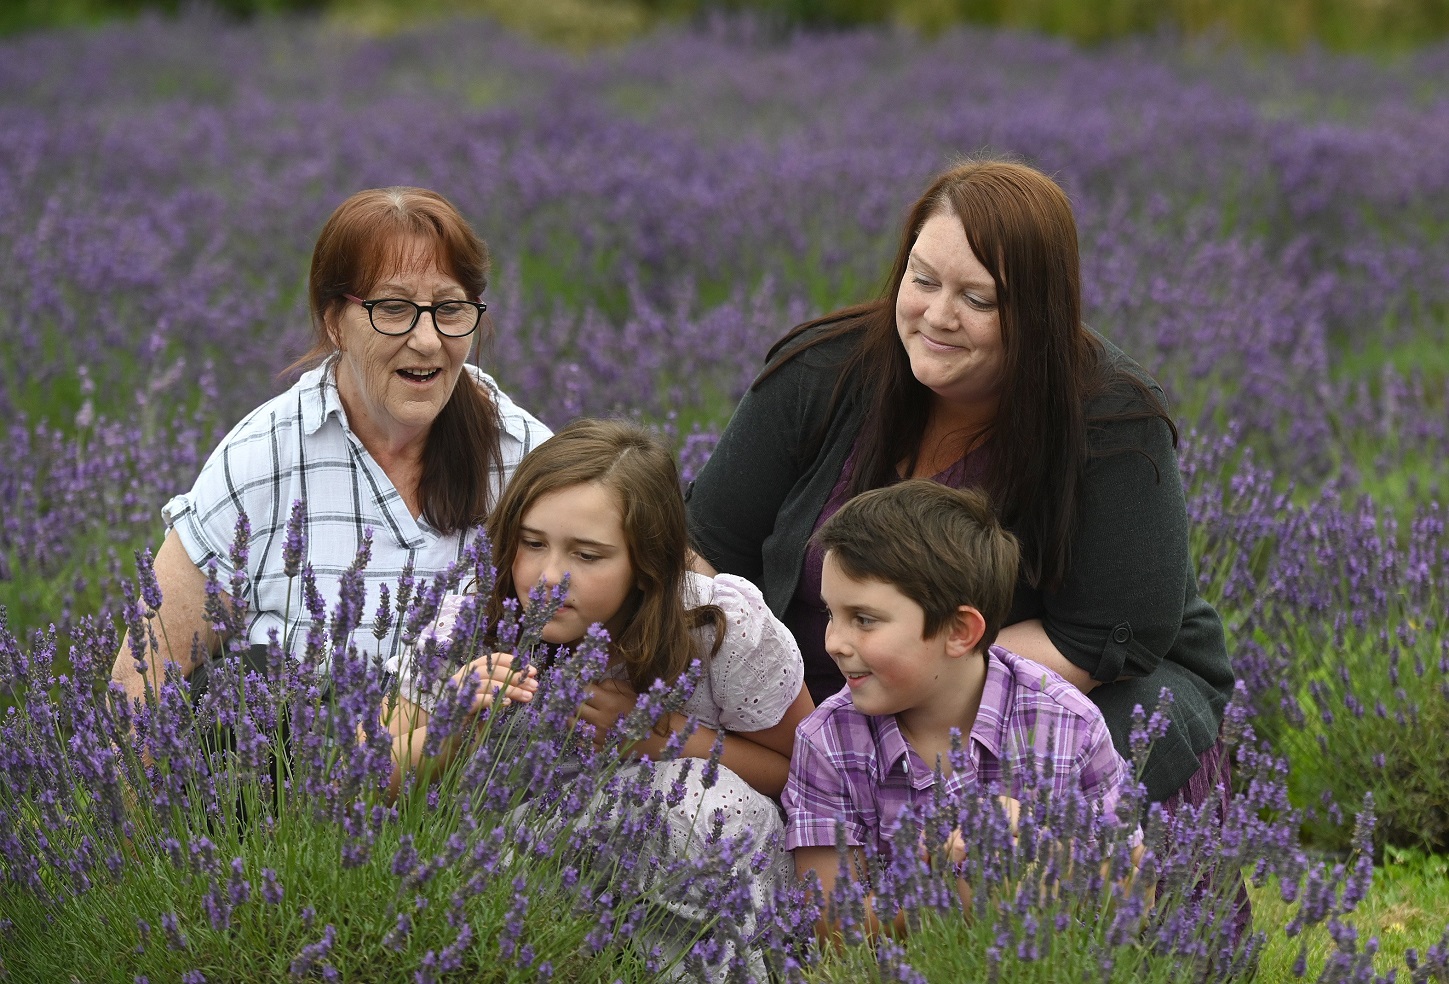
{"left": 5, "top": 0, "right": 1449, "bottom": 50}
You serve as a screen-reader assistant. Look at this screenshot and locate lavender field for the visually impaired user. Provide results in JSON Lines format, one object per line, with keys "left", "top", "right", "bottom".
{"left": 3, "top": 8, "right": 1449, "bottom": 981}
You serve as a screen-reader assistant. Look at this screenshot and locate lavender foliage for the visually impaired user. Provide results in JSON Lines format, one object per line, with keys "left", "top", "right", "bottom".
{"left": 0, "top": 527, "right": 776, "bottom": 981}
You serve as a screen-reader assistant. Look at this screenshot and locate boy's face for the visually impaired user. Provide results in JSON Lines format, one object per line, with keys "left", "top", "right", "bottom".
{"left": 819, "top": 552, "right": 954, "bottom": 716}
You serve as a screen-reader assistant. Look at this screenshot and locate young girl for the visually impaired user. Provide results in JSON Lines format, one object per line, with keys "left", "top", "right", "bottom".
{"left": 382, "top": 419, "right": 813, "bottom": 970}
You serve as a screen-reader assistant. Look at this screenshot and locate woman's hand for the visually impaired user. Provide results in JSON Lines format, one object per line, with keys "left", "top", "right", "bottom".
{"left": 576, "top": 681, "right": 695, "bottom": 761}
{"left": 449, "top": 652, "right": 538, "bottom": 714}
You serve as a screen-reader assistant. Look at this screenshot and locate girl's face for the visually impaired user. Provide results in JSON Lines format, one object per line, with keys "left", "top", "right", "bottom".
{"left": 512, "top": 481, "right": 636, "bottom": 645}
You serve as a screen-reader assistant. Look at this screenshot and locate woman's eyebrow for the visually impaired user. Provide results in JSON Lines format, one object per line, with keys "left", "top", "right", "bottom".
{"left": 519, "top": 525, "right": 618, "bottom": 550}
{"left": 374, "top": 281, "right": 466, "bottom": 296}
{"left": 909, "top": 252, "right": 995, "bottom": 292}
{"left": 907, "top": 251, "right": 937, "bottom": 275}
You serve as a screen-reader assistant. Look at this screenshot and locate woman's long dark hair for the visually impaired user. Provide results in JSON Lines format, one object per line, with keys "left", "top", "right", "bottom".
{"left": 759, "top": 158, "right": 1173, "bottom": 590}
{"left": 293, "top": 186, "right": 503, "bottom": 535}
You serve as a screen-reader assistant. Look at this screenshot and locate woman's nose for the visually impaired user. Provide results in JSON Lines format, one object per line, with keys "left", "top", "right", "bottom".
{"left": 540, "top": 554, "right": 569, "bottom": 587}
{"left": 924, "top": 293, "right": 957, "bottom": 331}
{"left": 406, "top": 315, "right": 444, "bottom": 353}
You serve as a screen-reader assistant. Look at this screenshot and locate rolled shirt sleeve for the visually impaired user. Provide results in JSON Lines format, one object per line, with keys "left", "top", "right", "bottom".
{"left": 783, "top": 725, "right": 868, "bottom": 851}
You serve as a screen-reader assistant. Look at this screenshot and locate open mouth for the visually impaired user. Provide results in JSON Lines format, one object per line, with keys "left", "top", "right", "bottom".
{"left": 397, "top": 368, "right": 441, "bottom": 383}
{"left": 843, "top": 671, "right": 872, "bottom": 688}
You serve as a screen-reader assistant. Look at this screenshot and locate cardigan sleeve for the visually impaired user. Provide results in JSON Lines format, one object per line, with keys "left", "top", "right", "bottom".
{"left": 1039, "top": 385, "right": 1194, "bottom": 683}
{"left": 686, "top": 336, "right": 840, "bottom": 584}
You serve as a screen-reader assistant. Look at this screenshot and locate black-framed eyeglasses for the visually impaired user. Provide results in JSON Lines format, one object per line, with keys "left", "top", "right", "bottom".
{"left": 344, "top": 294, "right": 487, "bottom": 337}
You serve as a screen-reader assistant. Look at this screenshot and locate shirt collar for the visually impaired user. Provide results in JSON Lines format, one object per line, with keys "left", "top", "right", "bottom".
{"left": 970, "top": 646, "right": 1014, "bottom": 761}
{"left": 299, "top": 361, "right": 345, "bottom": 437}
{"left": 876, "top": 646, "right": 1014, "bottom": 789}
{"left": 876, "top": 713, "right": 957, "bottom": 791}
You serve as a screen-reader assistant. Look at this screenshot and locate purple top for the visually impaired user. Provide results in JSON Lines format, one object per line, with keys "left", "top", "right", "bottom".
{"left": 782, "top": 645, "right": 1134, "bottom": 860}
{"left": 784, "top": 440, "right": 991, "bottom": 704}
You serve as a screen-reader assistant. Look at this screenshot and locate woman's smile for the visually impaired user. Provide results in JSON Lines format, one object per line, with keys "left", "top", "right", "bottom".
{"left": 918, "top": 333, "right": 964, "bottom": 354}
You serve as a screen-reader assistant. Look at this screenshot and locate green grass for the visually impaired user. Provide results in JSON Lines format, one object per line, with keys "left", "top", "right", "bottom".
{"left": 9, "top": 0, "right": 1449, "bottom": 52}
{"left": 795, "top": 857, "right": 1449, "bottom": 982}
{"left": 1252, "top": 849, "right": 1449, "bottom": 981}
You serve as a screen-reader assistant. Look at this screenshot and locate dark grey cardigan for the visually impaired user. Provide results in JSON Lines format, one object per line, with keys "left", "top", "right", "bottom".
{"left": 685, "top": 326, "right": 1235, "bottom": 801}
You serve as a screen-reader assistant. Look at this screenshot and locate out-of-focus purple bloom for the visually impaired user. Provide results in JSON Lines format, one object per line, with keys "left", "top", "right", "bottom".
{"left": 282, "top": 499, "right": 307, "bottom": 579}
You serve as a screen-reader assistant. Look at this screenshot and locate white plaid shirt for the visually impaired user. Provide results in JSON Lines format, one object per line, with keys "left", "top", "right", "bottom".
{"left": 164, "top": 361, "right": 549, "bottom": 669}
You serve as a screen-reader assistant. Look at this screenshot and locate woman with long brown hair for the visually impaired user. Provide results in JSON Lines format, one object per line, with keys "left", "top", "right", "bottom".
{"left": 686, "top": 158, "right": 1235, "bottom": 810}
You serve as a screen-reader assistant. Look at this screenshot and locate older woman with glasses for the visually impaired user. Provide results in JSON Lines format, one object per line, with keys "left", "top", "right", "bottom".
{"left": 111, "top": 187, "right": 549, "bottom": 705}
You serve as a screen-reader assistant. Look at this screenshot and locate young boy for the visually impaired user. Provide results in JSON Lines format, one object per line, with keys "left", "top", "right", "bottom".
{"left": 782, "top": 480, "right": 1135, "bottom": 939}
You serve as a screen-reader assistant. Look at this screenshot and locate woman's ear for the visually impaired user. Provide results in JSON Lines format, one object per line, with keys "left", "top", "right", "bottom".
{"left": 944, "top": 606, "right": 987, "bottom": 658}
{"left": 323, "top": 302, "right": 344, "bottom": 349}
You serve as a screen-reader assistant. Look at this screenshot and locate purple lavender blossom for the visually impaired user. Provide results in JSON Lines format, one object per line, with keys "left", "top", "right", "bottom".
{"left": 282, "top": 499, "right": 307, "bottom": 579}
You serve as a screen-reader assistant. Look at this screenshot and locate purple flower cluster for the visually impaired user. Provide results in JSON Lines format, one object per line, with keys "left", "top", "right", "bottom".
{"left": 0, "top": 517, "right": 1442, "bottom": 981}
{"left": 1183, "top": 428, "right": 1449, "bottom": 851}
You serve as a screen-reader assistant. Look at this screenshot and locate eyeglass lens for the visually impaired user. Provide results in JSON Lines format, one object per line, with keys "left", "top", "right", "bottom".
{"left": 370, "top": 299, "right": 480, "bottom": 336}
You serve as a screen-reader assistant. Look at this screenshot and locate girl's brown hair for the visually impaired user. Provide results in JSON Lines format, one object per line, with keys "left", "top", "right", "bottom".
{"left": 296, "top": 186, "right": 502, "bottom": 535}
{"left": 486, "top": 419, "right": 725, "bottom": 690}
{"left": 759, "top": 157, "right": 1172, "bottom": 590}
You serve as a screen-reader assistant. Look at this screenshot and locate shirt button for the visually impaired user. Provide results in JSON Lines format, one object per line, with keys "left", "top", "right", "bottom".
{"left": 1112, "top": 624, "right": 1131, "bottom": 644}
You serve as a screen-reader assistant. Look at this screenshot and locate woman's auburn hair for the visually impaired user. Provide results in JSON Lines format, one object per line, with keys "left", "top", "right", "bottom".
{"left": 293, "top": 186, "right": 502, "bottom": 536}
{"left": 760, "top": 157, "right": 1173, "bottom": 591}
{"left": 485, "top": 419, "right": 725, "bottom": 691}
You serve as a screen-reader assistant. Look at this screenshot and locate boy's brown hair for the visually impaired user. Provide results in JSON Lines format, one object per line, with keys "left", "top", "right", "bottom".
{"left": 813, "top": 481, "right": 1020, "bottom": 647}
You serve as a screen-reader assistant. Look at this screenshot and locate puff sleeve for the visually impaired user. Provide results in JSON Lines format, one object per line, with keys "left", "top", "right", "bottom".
{"left": 699, "top": 573, "right": 805, "bottom": 733}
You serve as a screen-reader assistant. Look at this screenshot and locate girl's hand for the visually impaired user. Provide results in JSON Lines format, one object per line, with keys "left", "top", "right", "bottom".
{"left": 577, "top": 678, "right": 640, "bottom": 750}
{"left": 449, "top": 652, "right": 538, "bottom": 714}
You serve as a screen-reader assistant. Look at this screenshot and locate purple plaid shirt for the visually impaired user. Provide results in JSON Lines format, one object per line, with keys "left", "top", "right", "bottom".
{"left": 783, "top": 645, "right": 1133, "bottom": 859}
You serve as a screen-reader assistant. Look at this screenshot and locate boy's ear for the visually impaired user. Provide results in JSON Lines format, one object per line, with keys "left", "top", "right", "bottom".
{"left": 944, "top": 606, "right": 987, "bottom": 658}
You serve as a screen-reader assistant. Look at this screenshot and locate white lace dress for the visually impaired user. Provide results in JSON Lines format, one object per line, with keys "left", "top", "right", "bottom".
{"left": 605, "top": 573, "right": 803, "bottom": 980}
